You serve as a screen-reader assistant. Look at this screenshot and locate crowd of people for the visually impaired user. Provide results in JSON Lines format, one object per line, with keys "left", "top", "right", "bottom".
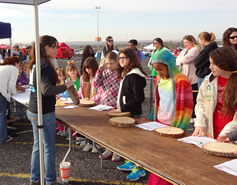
{"left": 0, "top": 27, "right": 237, "bottom": 185}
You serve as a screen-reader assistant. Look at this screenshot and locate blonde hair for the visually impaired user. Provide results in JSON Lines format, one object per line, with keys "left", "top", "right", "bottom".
{"left": 198, "top": 32, "right": 216, "bottom": 42}
{"left": 18, "top": 64, "right": 24, "bottom": 76}
{"left": 22, "top": 62, "right": 29, "bottom": 74}
{"left": 183, "top": 35, "right": 201, "bottom": 51}
{"left": 105, "top": 51, "right": 118, "bottom": 62}
{"left": 56, "top": 67, "right": 66, "bottom": 85}
{"left": 65, "top": 64, "right": 80, "bottom": 78}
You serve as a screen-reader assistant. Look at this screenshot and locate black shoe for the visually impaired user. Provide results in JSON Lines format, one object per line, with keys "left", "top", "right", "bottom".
{"left": 7, "top": 129, "right": 18, "bottom": 137}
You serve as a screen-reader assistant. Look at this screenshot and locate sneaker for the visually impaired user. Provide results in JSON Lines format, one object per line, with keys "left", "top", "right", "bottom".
{"left": 99, "top": 149, "right": 112, "bottom": 159}
{"left": 117, "top": 160, "right": 135, "bottom": 171}
{"left": 56, "top": 130, "right": 63, "bottom": 136}
{"left": 75, "top": 137, "right": 81, "bottom": 145}
{"left": 92, "top": 144, "right": 99, "bottom": 153}
{"left": 82, "top": 143, "right": 93, "bottom": 152}
{"left": 127, "top": 168, "right": 146, "bottom": 181}
{"left": 80, "top": 139, "right": 86, "bottom": 146}
{"left": 0, "top": 136, "right": 13, "bottom": 144}
{"left": 112, "top": 153, "right": 120, "bottom": 162}
{"left": 30, "top": 180, "right": 40, "bottom": 185}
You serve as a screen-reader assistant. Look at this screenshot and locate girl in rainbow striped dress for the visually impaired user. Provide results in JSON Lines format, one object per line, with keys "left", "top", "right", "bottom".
{"left": 148, "top": 49, "right": 193, "bottom": 185}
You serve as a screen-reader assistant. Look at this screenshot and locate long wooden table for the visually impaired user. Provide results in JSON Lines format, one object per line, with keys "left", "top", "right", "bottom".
{"left": 56, "top": 106, "right": 237, "bottom": 185}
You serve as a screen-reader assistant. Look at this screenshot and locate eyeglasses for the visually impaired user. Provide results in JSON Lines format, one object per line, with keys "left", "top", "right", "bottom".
{"left": 153, "top": 42, "right": 158, "bottom": 44}
{"left": 108, "top": 40, "right": 113, "bottom": 42}
{"left": 229, "top": 36, "right": 237, "bottom": 39}
{"left": 119, "top": 57, "right": 129, "bottom": 61}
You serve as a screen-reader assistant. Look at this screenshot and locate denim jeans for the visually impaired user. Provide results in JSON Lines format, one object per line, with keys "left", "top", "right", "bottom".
{"left": 15, "top": 101, "right": 25, "bottom": 118}
{"left": 198, "top": 77, "right": 204, "bottom": 90}
{"left": 27, "top": 110, "right": 57, "bottom": 184}
{"left": 0, "top": 94, "right": 8, "bottom": 142}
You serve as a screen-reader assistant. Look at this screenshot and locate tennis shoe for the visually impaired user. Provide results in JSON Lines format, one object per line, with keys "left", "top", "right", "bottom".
{"left": 117, "top": 160, "right": 135, "bottom": 171}
{"left": 112, "top": 153, "right": 120, "bottom": 162}
{"left": 127, "top": 167, "right": 146, "bottom": 181}
{"left": 82, "top": 143, "right": 93, "bottom": 152}
{"left": 92, "top": 144, "right": 99, "bottom": 153}
{"left": 99, "top": 149, "right": 112, "bottom": 159}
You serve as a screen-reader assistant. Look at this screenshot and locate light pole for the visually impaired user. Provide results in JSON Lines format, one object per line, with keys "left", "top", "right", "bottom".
{"left": 95, "top": 6, "right": 101, "bottom": 52}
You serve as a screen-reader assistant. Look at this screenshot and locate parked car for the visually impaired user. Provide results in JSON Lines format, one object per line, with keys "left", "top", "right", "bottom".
{"left": 142, "top": 49, "right": 153, "bottom": 57}
{"left": 75, "top": 49, "right": 83, "bottom": 55}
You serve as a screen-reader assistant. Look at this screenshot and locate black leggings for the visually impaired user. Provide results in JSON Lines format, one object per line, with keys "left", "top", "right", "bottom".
{"left": 191, "top": 83, "right": 198, "bottom": 118}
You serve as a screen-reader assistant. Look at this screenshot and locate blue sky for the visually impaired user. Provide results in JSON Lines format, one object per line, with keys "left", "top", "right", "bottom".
{"left": 0, "top": 0, "right": 236, "bottom": 44}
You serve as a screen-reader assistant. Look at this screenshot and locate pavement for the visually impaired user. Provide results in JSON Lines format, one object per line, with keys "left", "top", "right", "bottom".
{"left": 0, "top": 55, "right": 194, "bottom": 185}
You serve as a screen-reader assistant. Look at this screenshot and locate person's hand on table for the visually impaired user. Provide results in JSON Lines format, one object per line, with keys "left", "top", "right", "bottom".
{"left": 109, "top": 108, "right": 121, "bottom": 113}
{"left": 192, "top": 126, "right": 207, "bottom": 137}
{"left": 217, "top": 134, "right": 229, "bottom": 142}
{"left": 56, "top": 94, "right": 60, "bottom": 99}
{"left": 16, "top": 85, "right": 26, "bottom": 93}
{"left": 143, "top": 117, "right": 152, "bottom": 121}
{"left": 65, "top": 81, "right": 74, "bottom": 88}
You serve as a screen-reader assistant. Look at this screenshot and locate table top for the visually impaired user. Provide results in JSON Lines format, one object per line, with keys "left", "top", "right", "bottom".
{"left": 56, "top": 106, "right": 237, "bottom": 185}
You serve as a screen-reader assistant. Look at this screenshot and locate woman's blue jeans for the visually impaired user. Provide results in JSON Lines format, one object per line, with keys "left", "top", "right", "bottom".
{"left": 27, "top": 110, "right": 57, "bottom": 185}
{"left": 0, "top": 94, "right": 7, "bottom": 142}
{"left": 198, "top": 77, "right": 204, "bottom": 90}
{"left": 15, "top": 101, "right": 25, "bottom": 118}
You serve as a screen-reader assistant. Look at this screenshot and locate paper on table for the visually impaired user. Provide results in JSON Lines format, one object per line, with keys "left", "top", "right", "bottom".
{"left": 135, "top": 121, "right": 168, "bottom": 131}
{"left": 63, "top": 105, "right": 78, "bottom": 109}
{"left": 11, "top": 89, "right": 30, "bottom": 105}
{"left": 214, "top": 159, "right": 237, "bottom": 176}
{"left": 89, "top": 104, "right": 114, "bottom": 111}
{"left": 60, "top": 98, "right": 73, "bottom": 104}
{"left": 178, "top": 136, "right": 216, "bottom": 148}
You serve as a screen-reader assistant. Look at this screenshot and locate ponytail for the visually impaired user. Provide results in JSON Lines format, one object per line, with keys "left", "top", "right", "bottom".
{"left": 198, "top": 32, "right": 216, "bottom": 42}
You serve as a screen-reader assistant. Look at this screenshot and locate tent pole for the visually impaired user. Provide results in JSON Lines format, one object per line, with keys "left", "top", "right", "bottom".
{"left": 34, "top": 1, "right": 45, "bottom": 185}
{"left": 10, "top": 38, "right": 12, "bottom": 56}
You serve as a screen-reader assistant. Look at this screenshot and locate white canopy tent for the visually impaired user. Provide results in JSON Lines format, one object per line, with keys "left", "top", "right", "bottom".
{"left": 0, "top": 1, "right": 51, "bottom": 185}
{"left": 143, "top": 43, "right": 155, "bottom": 51}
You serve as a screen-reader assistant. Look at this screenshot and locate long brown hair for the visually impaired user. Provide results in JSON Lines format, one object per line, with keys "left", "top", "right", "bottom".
{"left": 117, "top": 48, "right": 147, "bottom": 79}
{"left": 82, "top": 57, "right": 98, "bottom": 82}
{"left": 0, "top": 56, "right": 20, "bottom": 66}
{"left": 222, "top": 27, "right": 237, "bottom": 46}
{"left": 105, "top": 36, "right": 114, "bottom": 52}
{"left": 28, "top": 35, "right": 59, "bottom": 83}
{"left": 210, "top": 46, "right": 237, "bottom": 116}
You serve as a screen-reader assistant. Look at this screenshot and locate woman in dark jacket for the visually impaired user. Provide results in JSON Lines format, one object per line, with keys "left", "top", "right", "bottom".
{"left": 194, "top": 32, "right": 218, "bottom": 89}
{"left": 100, "top": 36, "right": 119, "bottom": 66}
{"left": 27, "top": 35, "right": 73, "bottom": 185}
